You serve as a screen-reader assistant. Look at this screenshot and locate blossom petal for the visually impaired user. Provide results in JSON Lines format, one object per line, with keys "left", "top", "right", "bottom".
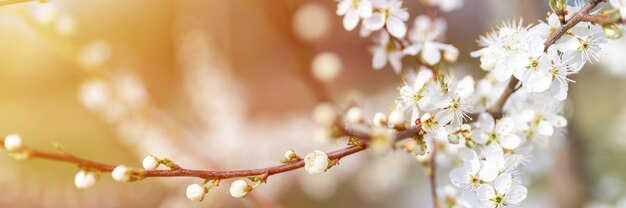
{"left": 358, "top": 0, "right": 373, "bottom": 18}
{"left": 403, "top": 44, "right": 422, "bottom": 55}
{"left": 421, "top": 42, "right": 441, "bottom": 65}
{"left": 388, "top": 51, "right": 404, "bottom": 74}
{"left": 477, "top": 184, "right": 496, "bottom": 201}
{"left": 500, "top": 134, "right": 521, "bottom": 150}
{"left": 372, "top": 48, "right": 387, "bottom": 69}
{"left": 550, "top": 115, "right": 568, "bottom": 128}
{"left": 537, "top": 120, "right": 554, "bottom": 136}
{"left": 343, "top": 9, "right": 360, "bottom": 31}
{"left": 494, "top": 173, "right": 513, "bottom": 194}
{"left": 495, "top": 117, "right": 514, "bottom": 134}
{"left": 363, "top": 12, "right": 385, "bottom": 31}
{"left": 550, "top": 78, "right": 569, "bottom": 101}
{"left": 505, "top": 185, "right": 528, "bottom": 204}
{"left": 449, "top": 168, "right": 469, "bottom": 188}
{"left": 479, "top": 113, "right": 495, "bottom": 132}
{"left": 336, "top": 0, "right": 350, "bottom": 15}
{"left": 479, "top": 161, "right": 499, "bottom": 182}
{"left": 386, "top": 16, "right": 407, "bottom": 38}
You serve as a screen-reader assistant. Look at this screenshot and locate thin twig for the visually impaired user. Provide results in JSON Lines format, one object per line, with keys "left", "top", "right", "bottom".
{"left": 580, "top": 13, "right": 626, "bottom": 25}
{"left": 1, "top": 125, "right": 422, "bottom": 181}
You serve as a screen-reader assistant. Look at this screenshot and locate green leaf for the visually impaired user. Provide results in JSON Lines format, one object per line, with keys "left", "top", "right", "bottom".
{"left": 549, "top": 0, "right": 558, "bottom": 12}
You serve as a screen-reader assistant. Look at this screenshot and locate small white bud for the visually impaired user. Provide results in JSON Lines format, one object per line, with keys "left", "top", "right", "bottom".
{"left": 304, "top": 150, "right": 329, "bottom": 174}
{"left": 142, "top": 156, "right": 160, "bottom": 170}
{"left": 74, "top": 170, "right": 98, "bottom": 189}
{"left": 345, "top": 107, "right": 364, "bottom": 124}
{"left": 388, "top": 110, "right": 405, "bottom": 127}
{"left": 373, "top": 112, "right": 387, "bottom": 127}
{"left": 229, "top": 179, "right": 252, "bottom": 198}
{"left": 4, "top": 134, "right": 23, "bottom": 152}
{"left": 186, "top": 184, "right": 207, "bottom": 202}
{"left": 311, "top": 52, "right": 342, "bottom": 82}
{"left": 312, "top": 103, "right": 337, "bottom": 127}
{"left": 112, "top": 165, "right": 132, "bottom": 182}
{"left": 284, "top": 149, "right": 297, "bottom": 160}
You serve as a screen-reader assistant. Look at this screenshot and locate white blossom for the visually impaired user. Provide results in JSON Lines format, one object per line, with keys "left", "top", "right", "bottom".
{"left": 556, "top": 22, "right": 608, "bottom": 63}
{"left": 363, "top": 0, "right": 409, "bottom": 38}
{"left": 403, "top": 15, "right": 456, "bottom": 65}
{"left": 476, "top": 173, "right": 527, "bottom": 207}
{"left": 472, "top": 113, "right": 521, "bottom": 150}
{"left": 336, "top": 0, "right": 373, "bottom": 31}
{"left": 371, "top": 31, "right": 404, "bottom": 73}
{"left": 449, "top": 149, "right": 499, "bottom": 191}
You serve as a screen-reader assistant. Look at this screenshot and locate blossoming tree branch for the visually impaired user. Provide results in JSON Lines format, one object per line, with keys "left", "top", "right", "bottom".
{"left": 2, "top": 0, "right": 626, "bottom": 207}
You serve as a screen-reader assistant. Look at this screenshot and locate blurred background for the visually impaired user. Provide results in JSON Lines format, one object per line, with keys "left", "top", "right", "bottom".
{"left": 0, "top": 0, "right": 625, "bottom": 207}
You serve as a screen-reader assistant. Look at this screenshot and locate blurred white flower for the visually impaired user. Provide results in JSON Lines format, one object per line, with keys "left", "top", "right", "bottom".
{"left": 3, "top": 134, "right": 23, "bottom": 152}
{"left": 336, "top": 0, "right": 372, "bottom": 31}
{"left": 311, "top": 52, "right": 342, "bottom": 82}
{"left": 294, "top": 3, "right": 331, "bottom": 41}
{"left": 74, "top": 170, "right": 98, "bottom": 189}
{"left": 363, "top": 0, "right": 409, "bottom": 38}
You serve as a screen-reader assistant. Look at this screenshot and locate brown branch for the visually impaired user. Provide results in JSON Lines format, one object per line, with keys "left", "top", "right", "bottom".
{"left": 544, "top": 0, "right": 604, "bottom": 50}
{"left": 1, "top": 125, "right": 422, "bottom": 181}
{"left": 580, "top": 13, "right": 626, "bottom": 25}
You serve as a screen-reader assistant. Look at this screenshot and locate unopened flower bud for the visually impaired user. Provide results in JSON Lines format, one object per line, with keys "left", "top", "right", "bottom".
{"left": 4, "top": 134, "right": 23, "bottom": 152}
{"left": 142, "top": 156, "right": 160, "bottom": 170}
{"left": 304, "top": 150, "right": 329, "bottom": 174}
{"left": 112, "top": 165, "right": 132, "bottom": 182}
{"left": 229, "top": 179, "right": 252, "bottom": 198}
{"left": 345, "top": 107, "right": 364, "bottom": 124}
{"left": 74, "top": 170, "right": 98, "bottom": 189}
{"left": 186, "top": 183, "right": 208, "bottom": 202}
{"left": 284, "top": 149, "right": 298, "bottom": 161}
{"left": 373, "top": 112, "right": 387, "bottom": 127}
{"left": 388, "top": 110, "right": 405, "bottom": 128}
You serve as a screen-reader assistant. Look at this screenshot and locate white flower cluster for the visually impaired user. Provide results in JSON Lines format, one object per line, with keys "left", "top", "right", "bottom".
{"left": 336, "top": 0, "right": 462, "bottom": 74}
{"left": 328, "top": 0, "right": 626, "bottom": 207}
